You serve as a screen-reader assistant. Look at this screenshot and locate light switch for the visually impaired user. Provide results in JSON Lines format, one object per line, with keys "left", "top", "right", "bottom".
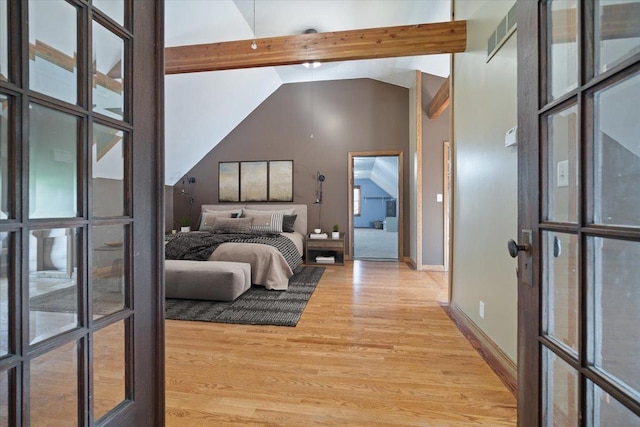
{"left": 557, "top": 160, "right": 569, "bottom": 188}
{"left": 436, "top": 194, "right": 443, "bottom": 203}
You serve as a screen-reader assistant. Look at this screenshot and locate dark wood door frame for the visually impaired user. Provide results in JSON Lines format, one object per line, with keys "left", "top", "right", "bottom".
{"left": 516, "top": 1, "right": 541, "bottom": 424}
{"left": 348, "top": 151, "right": 404, "bottom": 261}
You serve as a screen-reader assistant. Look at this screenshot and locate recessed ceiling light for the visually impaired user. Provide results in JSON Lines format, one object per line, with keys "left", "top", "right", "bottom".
{"left": 302, "top": 61, "right": 321, "bottom": 69}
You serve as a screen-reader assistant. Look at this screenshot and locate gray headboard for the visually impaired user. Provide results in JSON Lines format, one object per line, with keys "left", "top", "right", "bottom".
{"left": 200, "top": 204, "right": 308, "bottom": 236}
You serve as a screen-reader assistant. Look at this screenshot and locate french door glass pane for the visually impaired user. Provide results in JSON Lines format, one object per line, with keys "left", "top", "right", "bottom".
{"left": 548, "top": 0, "right": 579, "bottom": 100}
{"left": 30, "top": 340, "right": 78, "bottom": 426}
{"left": 93, "top": 21, "right": 124, "bottom": 121}
{"left": 588, "top": 237, "right": 640, "bottom": 397}
{"left": 92, "top": 124, "right": 124, "bottom": 217}
{"left": 93, "top": 320, "right": 126, "bottom": 421}
{"left": 0, "top": 0, "right": 7, "bottom": 81}
{"left": 93, "top": 0, "right": 124, "bottom": 27}
{"left": 593, "top": 70, "right": 640, "bottom": 227}
{"left": 28, "top": 228, "right": 79, "bottom": 345}
{"left": 543, "top": 232, "right": 579, "bottom": 354}
{"left": 28, "top": 0, "right": 77, "bottom": 104}
{"left": 595, "top": 0, "right": 640, "bottom": 74}
{"left": 542, "top": 347, "right": 580, "bottom": 426}
{"left": 92, "top": 225, "right": 125, "bottom": 319}
{"left": 0, "top": 232, "right": 9, "bottom": 356}
{"left": 547, "top": 104, "right": 579, "bottom": 223}
{"left": 0, "top": 368, "right": 8, "bottom": 425}
{"left": 588, "top": 380, "right": 640, "bottom": 426}
{"left": 28, "top": 104, "right": 79, "bottom": 219}
{"left": 1, "top": 94, "right": 8, "bottom": 219}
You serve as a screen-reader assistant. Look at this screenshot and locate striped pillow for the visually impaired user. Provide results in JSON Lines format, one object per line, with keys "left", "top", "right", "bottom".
{"left": 246, "top": 212, "right": 284, "bottom": 233}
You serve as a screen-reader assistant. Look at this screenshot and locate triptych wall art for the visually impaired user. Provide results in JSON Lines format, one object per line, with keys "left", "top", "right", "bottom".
{"left": 218, "top": 160, "right": 293, "bottom": 202}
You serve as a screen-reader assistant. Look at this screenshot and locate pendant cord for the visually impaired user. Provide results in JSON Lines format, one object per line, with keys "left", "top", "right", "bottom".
{"left": 251, "top": 0, "right": 257, "bottom": 49}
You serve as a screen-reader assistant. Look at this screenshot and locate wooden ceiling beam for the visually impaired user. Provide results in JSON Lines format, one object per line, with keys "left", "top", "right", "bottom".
{"left": 552, "top": 3, "right": 640, "bottom": 44}
{"left": 427, "top": 76, "right": 450, "bottom": 120}
{"left": 165, "top": 20, "right": 467, "bottom": 75}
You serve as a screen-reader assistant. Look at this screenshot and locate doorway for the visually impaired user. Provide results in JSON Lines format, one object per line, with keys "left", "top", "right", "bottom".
{"left": 348, "top": 152, "right": 402, "bottom": 261}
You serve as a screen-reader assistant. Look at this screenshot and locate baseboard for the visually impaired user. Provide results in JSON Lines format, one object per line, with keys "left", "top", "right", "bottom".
{"left": 405, "top": 257, "right": 417, "bottom": 269}
{"left": 402, "top": 260, "right": 445, "bottom": 272}
{"left": 440, "top": 302, "right": 517, "bottom": 397}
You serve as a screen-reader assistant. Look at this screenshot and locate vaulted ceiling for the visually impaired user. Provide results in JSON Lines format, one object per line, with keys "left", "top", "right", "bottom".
{"left": 164, "top": 0, "right": 452, "bottom": 185}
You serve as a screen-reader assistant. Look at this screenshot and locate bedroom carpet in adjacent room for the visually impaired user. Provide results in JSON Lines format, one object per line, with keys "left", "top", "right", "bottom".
{"left": 353, "top": 228, "right": 398, "bottom": 260}
{"left": 165, "top": 266, "right": 325, "bottom": 327}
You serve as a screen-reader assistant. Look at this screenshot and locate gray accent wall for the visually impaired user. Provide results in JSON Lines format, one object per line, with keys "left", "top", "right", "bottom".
{"left": 174, "top": 78, "right": 410, "bottom": 256}
{"left": 421, "top": 73, "right": 450, "bottom": 266}
{"left": 164, "top": 186, "right": 174, "bottom": 232}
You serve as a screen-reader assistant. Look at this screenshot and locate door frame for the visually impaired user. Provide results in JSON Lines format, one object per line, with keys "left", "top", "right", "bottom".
{"left": 347, "top": 151, "right": 404, "bottom": 261}
{"left": 443, "top": 141, "right": 451, "bottom": 271}
{"left": 517, "top": 1, "right": 541, "bottom": 422}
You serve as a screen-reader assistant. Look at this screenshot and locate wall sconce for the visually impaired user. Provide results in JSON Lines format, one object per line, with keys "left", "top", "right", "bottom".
{"left": 315, "top": 171, "right": 325, "bottom": 229}
{"left": 315, "top": 172, "right": 325, "bottom": 204}
{"left": 179, "top": 175, "right": 196, "bottom": 197}
{"left": 179, "top": 174, "right": 196, "bottom": 221}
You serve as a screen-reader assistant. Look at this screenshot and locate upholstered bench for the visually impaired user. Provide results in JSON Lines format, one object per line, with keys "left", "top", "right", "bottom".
{"left": 165, "top": 260, "right": 251, "bottom": 301}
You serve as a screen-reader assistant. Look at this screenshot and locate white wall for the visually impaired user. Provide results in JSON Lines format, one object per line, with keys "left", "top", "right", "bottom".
{"left": 452, "top": 0, "right": 518, "bottom": 362}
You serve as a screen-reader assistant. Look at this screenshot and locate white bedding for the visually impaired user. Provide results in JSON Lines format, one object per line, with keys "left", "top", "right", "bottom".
{"left": 207, "top": 232, "right": 303, "bottom": 290}
{"left": 200, "top": 204, "right": 307, "bottom": 290}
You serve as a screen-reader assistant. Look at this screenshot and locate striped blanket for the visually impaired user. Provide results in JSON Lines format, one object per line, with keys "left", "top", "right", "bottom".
{"left": 165, "top": 231, "right": 302, "bottom": 271}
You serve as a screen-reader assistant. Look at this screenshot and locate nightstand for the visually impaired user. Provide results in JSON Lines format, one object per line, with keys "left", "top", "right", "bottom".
{"left": 306, "top": 233, "right": 345, "bottom": 266}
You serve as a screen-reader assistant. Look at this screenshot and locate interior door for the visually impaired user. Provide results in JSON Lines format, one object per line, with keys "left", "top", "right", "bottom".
{"left": 0, "top": 1, "right": 164, "bottom": 425}
{"left": 517, "top": 0, "right": 640, "bottom": 425}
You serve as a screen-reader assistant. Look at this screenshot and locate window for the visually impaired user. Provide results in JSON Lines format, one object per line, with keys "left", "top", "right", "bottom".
{"left": 353, "top": 186, "right": 361, "bottom": 216}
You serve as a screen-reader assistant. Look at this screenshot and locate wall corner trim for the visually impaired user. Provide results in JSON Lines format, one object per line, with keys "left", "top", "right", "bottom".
{"left": 405, "top": 257, "right": 417, "bottom": 269}
{"left": 440, "top": 302, "right": 517, "bottom": 397}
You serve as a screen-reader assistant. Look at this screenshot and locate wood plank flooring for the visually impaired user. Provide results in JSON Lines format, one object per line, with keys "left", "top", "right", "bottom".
{"left": 165, "top": 261, "right": 517, "bottom": 426}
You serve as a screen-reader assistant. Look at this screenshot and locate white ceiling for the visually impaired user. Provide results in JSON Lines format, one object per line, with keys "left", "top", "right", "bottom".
{"left": 354, "top": 156, "right": 399, "bottom": 198}
{"left": 164, "top": 0, "right": 452, "bottom": 185}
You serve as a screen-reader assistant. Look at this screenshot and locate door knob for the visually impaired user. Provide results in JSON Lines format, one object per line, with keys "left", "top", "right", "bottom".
{"left": 507, "top": 239, "right": 529, "bottom": 258}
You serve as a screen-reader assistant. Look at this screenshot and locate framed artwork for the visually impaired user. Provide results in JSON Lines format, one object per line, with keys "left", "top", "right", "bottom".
{"left": 268, "top": 160, "right": 293, "bottom": 202}
{"left": 218, "top": 160, "right": 294, "bottom": 202}
{"left": 240, "top": 161, "right": 268, "bottom": 202}
{"left": 218, "top": 161, "right": 240, "bottom": 202}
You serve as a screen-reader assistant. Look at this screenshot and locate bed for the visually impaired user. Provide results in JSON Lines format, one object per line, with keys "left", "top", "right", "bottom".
{"left": 196, "top": 204, "right": 307, "bottom": 290}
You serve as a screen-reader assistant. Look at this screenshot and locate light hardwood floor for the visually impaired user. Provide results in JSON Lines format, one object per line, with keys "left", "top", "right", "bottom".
{"left": 165, "top": 261, "right": 517, "bottom": 426}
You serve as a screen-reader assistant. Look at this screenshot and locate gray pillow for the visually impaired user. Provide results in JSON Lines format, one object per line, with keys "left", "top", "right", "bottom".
{"left": 211, "top": 217, "right": 253, "bottom": 233}
{"left": 198, "top": 209, "right": 242, "bottom": 230}
{"left": 282, "top": 214, "right": 297, "bottom": 232}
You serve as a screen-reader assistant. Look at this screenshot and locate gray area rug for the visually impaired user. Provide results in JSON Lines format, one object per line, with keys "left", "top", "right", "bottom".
{"left": 165, "top": 266, "right": 325, "bottom": 327}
